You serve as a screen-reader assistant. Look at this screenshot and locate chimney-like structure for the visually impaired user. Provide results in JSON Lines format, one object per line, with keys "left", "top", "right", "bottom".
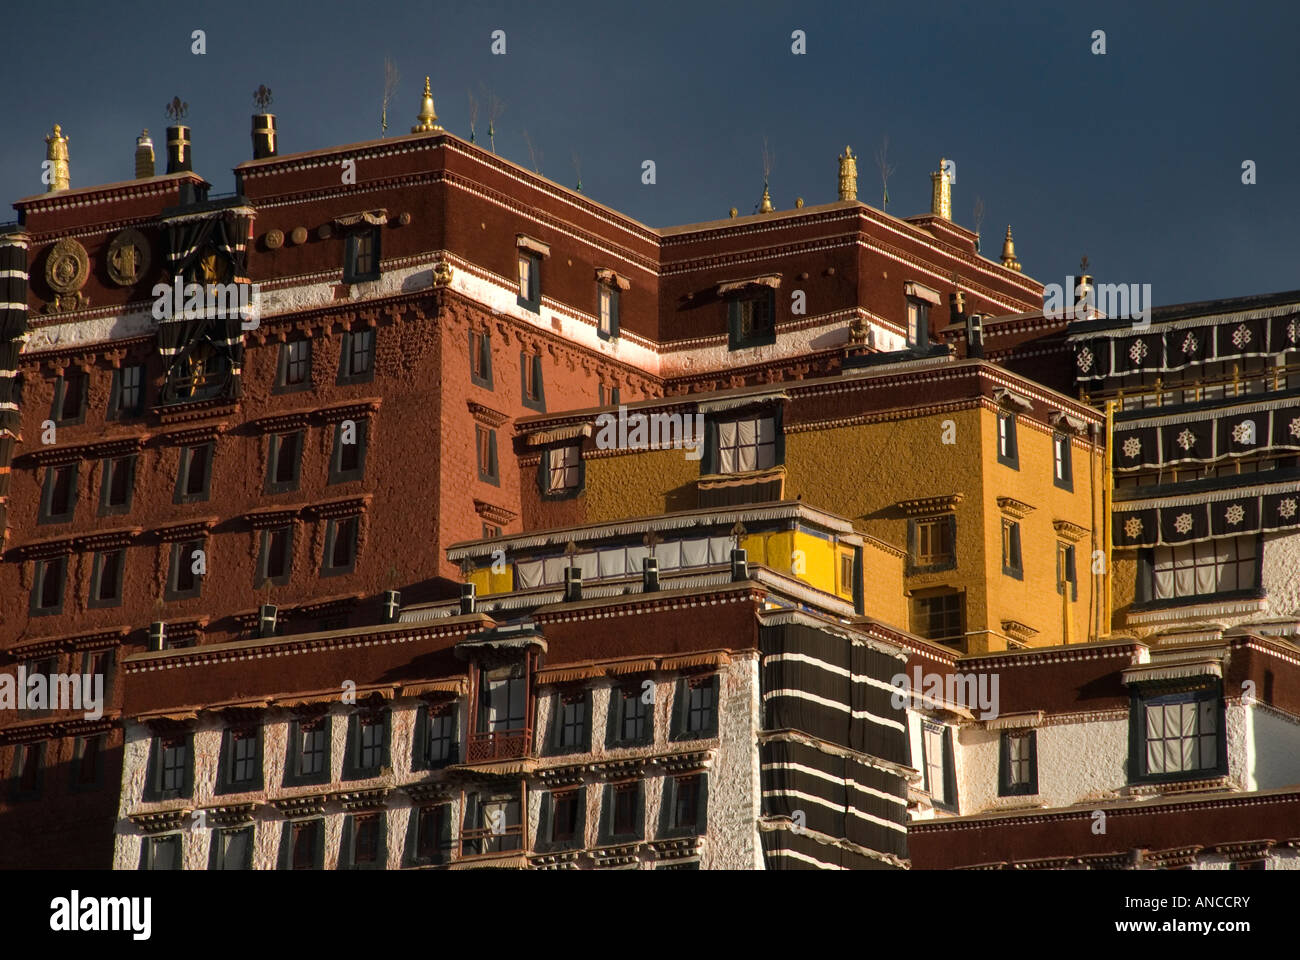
{"left": 838, "top": 146, "right": 857, "bottom": 201}
{"left": 134, "top": 129, "right": 154, "bottom": 179}
{"left": 258, "top": 604, "right": 278, "bottom": 638}
{"left": 930, "top": 158, "right": 952, "bottom": 220}
{"left": 459, "top": 583, "right": 476, "bottom": 615}
{"left": 967, "top": 313, "right": 985, "bottom": 359}
{"left": 949, "top": 291, "right": 966, "bottom": 326}
{"left": 642, "top": 557, "right": 659, "bottom": 592}
{"left": 1074, "top": 274, "right": 1094, "bottom": 320}
{"left": 564, "top": 567, "right": 583, "bottom": 602}
{"left": 382, "top": 589, "right": 401, "bottom": 623}
{"left": 411, "top": 76, "right": 443, "bottom": 133}
{"left": 1001, "top": 225, "right": 1021, "bottom": 272}
{"left": 166, "top": 124, "right": 192, "bottom": 173}
{"left": 44, "top": 124, "right": 70, "bottom": 192}
{"left": 252, "top": 84, "right": 277, "bottom": 159}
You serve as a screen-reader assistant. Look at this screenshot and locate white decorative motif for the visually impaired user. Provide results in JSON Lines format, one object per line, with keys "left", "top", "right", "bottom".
{"left": 1288, "top": 318, "right": 1299, "bottom": 344}
{"left": 1122, "top": 436, "right": 1141, "bottom": 459}
{"left": 1129, "top": 339, "right": 1148, "bottom": 364}
{"left": 1225, "top": 504, "right": 1245, "bottom": 526}
{"left": 1232, "top": 421, "right": 1255, "bottom": 445}
{"left": 1290, "top": 416, "right": 1300, "bottom": 439}
{"left": 1173, "top": 512, "right": 1193, "bottom": 535}
{"left": 1182, "top": 332, "right": 1198, "bottom": 354}
{"left": 1176, "top": 428, "right": 1196, "bottom": 451}
{"left": 1280, "top": 498, "right": 1298, "bottom": 520}
{"left": 1231, "top": 323, "right": 1252, "bottom": 348}
{"left": 1124, "top": 517, "right": 1143, "bottom": 539}
{"left": 1077, "top": 347, "right": 1094, "bottom": 372}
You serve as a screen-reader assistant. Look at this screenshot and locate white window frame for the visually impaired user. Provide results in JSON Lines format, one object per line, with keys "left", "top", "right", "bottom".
{"left": 717, "top": 415, "right": 776, "bottom": 474}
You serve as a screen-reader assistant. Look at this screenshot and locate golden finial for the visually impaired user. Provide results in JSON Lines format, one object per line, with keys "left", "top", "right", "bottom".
{"left": 44, "top": 124, "right": 70, "bottom": 192}
{"left": 795, "top": 197, "right": 804, "bottom": 209}
{"left": 411, "top": 76, "right": 442, "bottom": 133}
{"left": 135, "top": 129, "right": 155, "bottom": 179}
{"left": 838, "top": 145, "right": 857, "bottom": 201}
{"left": 930, "top": 158, "right": 952, "bottom": 220}
{"left": 759, "top": 183, "right": 774, "bottom": 213}
{"left": 1001, "top": 225, "right": 1021, "bottom": 272}
{"left": 728, "top": 207, "right": 738, "bottom": 218}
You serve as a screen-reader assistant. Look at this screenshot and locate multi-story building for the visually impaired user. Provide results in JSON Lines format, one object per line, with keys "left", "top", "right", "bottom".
{"left": 0, "top": 83, "right": 1043, "bottom": 867}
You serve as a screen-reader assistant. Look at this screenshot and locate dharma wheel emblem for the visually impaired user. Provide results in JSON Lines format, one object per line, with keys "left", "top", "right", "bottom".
{"left": 45, "top": 237, "right": 89, "bottom": 294}
{"left": 106, "top": 228, "right": 151, "bottom": 285}
{"left": 1123, "top": 517, "right": 1143, "bottom": 539}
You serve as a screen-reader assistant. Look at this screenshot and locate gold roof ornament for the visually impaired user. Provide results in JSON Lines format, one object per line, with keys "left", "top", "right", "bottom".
{"left": 728, "top": 207, "right": 738, "bottom": 218}
{"left": 758, "top": 183, "right": 774, "bottom": 213}
{"left": 135, "top": 129, "right": 155, "bottom": 179}
{"left": 44, "top": 124, "right": 70, "bottom": 192}
{"left": 795, "top": 197, "right": 804, "bottom": 209}
{"left": 411, "top": 77, "right": 443, "bottom": 133}
{"left": 930, "top": 157, "right": 952, "bottom": 220}
{"left": 1001, "top": 224, "right": 1021, "bottom": 272}
{"left": 838, "top": 146, "right": 857, "bottom": 201}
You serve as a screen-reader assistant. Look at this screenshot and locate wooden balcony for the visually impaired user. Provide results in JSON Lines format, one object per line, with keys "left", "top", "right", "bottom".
{"left": 466, "top": 727, "right": 532, "bottom": 764}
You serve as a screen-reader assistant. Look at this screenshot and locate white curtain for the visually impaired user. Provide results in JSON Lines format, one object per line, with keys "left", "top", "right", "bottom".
{"left": 681, "top": 538, "right": 709, "bottom": 568}
{"left": 516, "top": 560, "right": 543, "bottom": 589}
{"left": 709, "top": 536, "right": 733, "bottom": 563}
{"left": 599, "top": 547, "right": 628, "bottom": 577}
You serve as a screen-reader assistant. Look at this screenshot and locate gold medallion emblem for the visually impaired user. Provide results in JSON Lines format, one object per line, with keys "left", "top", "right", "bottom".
{"left": 45, "top": 237, "right": 89, "bottom": 294}
{"left": 107, "top": 228, "right": 151, "bottom": 286}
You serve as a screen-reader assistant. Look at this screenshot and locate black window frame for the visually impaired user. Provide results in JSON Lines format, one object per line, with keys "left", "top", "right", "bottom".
{"left": 920, "top": 720, "right": 959, "bottom": 813}
{"left": 216, "top": 725, "right": 264, "bottom": 795}
{"left": 52, "top": 369, "right": 88, "bottom": 425}
{"left": 108, "top": 364, "right": 146, "bottom": 420}
{"left": 727, "top": 287, "right": 777, "bottom": 350}
{"left": 597, "top": 283, "right": 620, "bottom": 341}
{"left": 339, "top": 811, "right": 387, "bottom": 870}
{"left": 265, "top": 430, "right": 304, "bottom": 494}
{"left": 174, "top": 442, "right": 214, "bottom": 504}
{"left": 165, "top": 539, "right": 205, "bottom": 601}
{"left": 140, "top": 833, "right": 182, "bottom": 871}
{"left": 404, "top": 802, "right": 453, "bottom": 867}
{"left": 659, "top": 772, "right": 708, "bottom": 838}
{"left": 476, "top": 425, "right": 500, "bottom": 486}
{"left": 598, "top": 780, "right": 644, "bottom": 844}
{"left": 411, "top": 701, "right": 459, "bottom": 771}
{"left": 1001, "top": 518, "right": 1023, "bottom": 580}
{"left": 70, "top": 733, "right": 104, "bottom": 791}
{"left": 283, "top": 715, "right": 331, "bottom": 787}
{"left": 142, "top": 730, "right": 194, "bottom": 802}
{"left": 29, "top": 556, "right": 68, "bottom": 616}
{"left": 39, "top": 462, "right": 78, "bottom": 523}
{"left": 906, "top": 296, "right": 930, "bottom": 349}
{"left": 321, "top": 515, "right": 360, "bottom": 576}
{"left": 1128, "top": 681, "right": 1227, "bottom": 785}
{"left": 670, "top": 675, "right": 719, "bottom": 742}
{"left": 9, "top": 741, "right": 46, "bottom": 800}
{"left": 344, "top": 228, "right": 381, "bottom": 284}
{"left": 537, "top": 787, "right": 586, "bottom": 853}
{"left": 337, "top": 328, "right": 376, "bottom": 385}
{"left": 1052, "top": 432, "right": 1074, "bottom": 491}
{"left": 1056, "top": 542, "right": 1078, "bottom": 601}
{"left": 520, "top": 351, "right": 546, "bottom": 412}
{"left": 907, "top": 514, "right": 957, "bottom": 575}
{"left": 997, "top": 729, "right": 1038, "bottom": 796}
{"left": 88, "top": 547, "right": 126, "bottom": 608}
{"left": 275, "top": 339, "right": 313, "bottom": 394}
{"left": 278, "top": 817, "right": 326, "bottom": 870}
{"left": 997, "top": 412, "right": 1019, "bottom": 469}
{"left": 516, "top": 251, "right": 541, "bottom": 312}
{"left": 606, "top": 683, "right": 653, "bottom": 748}
{"left": 208, "top": 826, "right": 254, "bottom": 870}
{"left": 469, "top": 329, "right": 494, "bottom": 389}
{"left": 912, "top": 590, "right": 965, "bottom": 644}
{"left": 343, "top": 709, "right": 391, "bottom": 781}
{"left": 257, "top": 525, "right": 294, "bottom": 587}
{"left": 328, "top": 419, "right": 368, "bottom": 484}
{"left": 99, "top": 454, "right": 136, "bottom": 515}
{"left": 537, "top": 443, "right": 584, "bottom": 501}
{"left": 548, "top": 688, "right": 592, "bottom": 755}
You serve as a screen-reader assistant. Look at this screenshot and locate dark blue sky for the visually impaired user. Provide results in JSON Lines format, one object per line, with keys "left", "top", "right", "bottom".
{"left": 2, "top": 0, "right": 1296, "bottom": 306}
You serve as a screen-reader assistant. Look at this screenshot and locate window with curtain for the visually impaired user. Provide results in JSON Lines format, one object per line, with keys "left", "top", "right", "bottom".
{"left": 1141, "top": 692, "right": 1219, "bottom": 776}
{"left": 717, "top": 415, "right": 776, "bottom": 473}
{"left": 1151, "top": 535, "right": 1256, "bottom": 600}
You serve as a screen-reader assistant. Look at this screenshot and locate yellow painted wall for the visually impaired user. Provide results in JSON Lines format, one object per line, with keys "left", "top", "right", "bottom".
{"left": 860, "top": 540, "right": 907, "bottom": 626}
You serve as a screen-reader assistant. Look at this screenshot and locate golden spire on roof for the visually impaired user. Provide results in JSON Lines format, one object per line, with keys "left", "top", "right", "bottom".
{"left": 1001, "top": 225, "right": 1021, "bottom": 272}
{"left": 758, "top": 183, "right": 774, "bottom": 213}
{"left": 930, "top": 158, "right": 951, "bottom": 220}
{"left": 838, "top": 145, "right": 857, "bottom": 201}
{"left": 44, "top": 124, "right": 70, "bottom": 192}
{"left": 411, "top": 77, "right": 443, "bottom": 133}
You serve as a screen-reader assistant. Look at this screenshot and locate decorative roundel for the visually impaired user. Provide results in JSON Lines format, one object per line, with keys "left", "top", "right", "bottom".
{"left": 290, "top": 226, "right": 308, "bottom": 245}
{"left": 1123, "top": 517, "right": 1143, "bottom": 539}
{"left": 264, "top": 229, "right": 284, "bottom": 249}
{"left": 1224, "top": 503, "right": 1245, "bottom": 526}
{"left": 1076, "top": 347, "right": 1094, "bottom": 372}
{"left": 398, "top": 212, "right": 411, "bottom": 226}
{"left": 45, "top": 237, "right": 89, "bottom": 294}
{"left": 106, "top": 228, "right": 151, "bottom": 286}
{"left": 1173, "top": 512, "right": 1193, "bottom": 535}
